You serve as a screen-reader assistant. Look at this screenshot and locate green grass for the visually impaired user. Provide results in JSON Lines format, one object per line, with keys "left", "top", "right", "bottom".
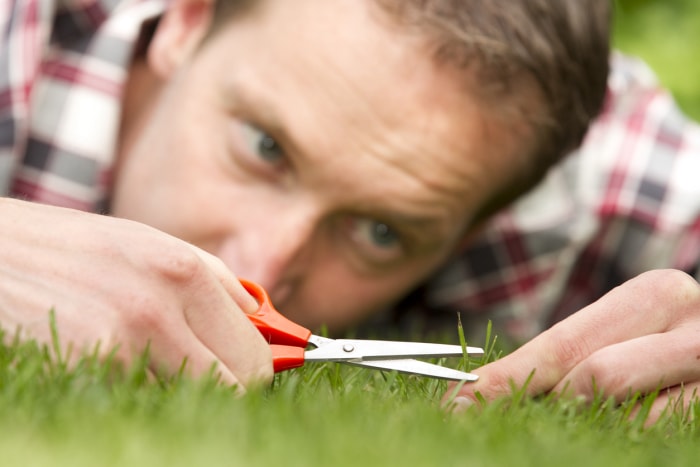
{"left": 614, "top": 0, "right": 700, "bottom": 120}
{"left": 2, "top": 325, "right": 699, "bottom": 467}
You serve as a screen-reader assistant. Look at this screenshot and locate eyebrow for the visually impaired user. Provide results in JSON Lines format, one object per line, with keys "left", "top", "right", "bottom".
{"left": 228, "top": 80, "right": 461, "bottom": 251}
{"left": 227, "top": 82, "right": 306, "bottom": 160}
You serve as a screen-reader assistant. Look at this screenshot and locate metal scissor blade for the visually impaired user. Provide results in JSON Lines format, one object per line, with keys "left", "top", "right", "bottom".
{"left": 304, "top": 338, "right": 484, "bottom": 362}
{"left": 346, "top": 359, "right": 479, "bottom": 381}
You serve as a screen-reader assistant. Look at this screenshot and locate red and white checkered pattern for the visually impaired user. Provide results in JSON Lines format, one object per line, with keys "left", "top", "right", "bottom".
{"left": 422, "top": 53, "right": 700, "bottom": 342}
{"left": 0, "top": 0, "right": 164, "bottom": 210}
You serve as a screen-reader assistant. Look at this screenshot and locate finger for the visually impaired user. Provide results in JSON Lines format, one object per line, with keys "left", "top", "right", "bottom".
{"left": 111, "top": 296, "right": 247, "bottom": 390}
{"left": 552, "top": 327, "right": 700, "bottom": 401}
{"left": 131, "top": 240, "right": 272, "bottom": 388}
{"left": 631, "top": 382, "right": 700, "bottom": 427}
{"left": 181, "top": 264, "right": 273, "bottom": 388}
{"left": 449, "top": 270, "right": 700, "bottom": 403}
{"left": 185, "top": 303, "right": 274, "bottom": 390}
{"left": 144, "top": 328, "right": 245, "bottom": 394}
{"left": 184, "top": 242, "right": 260, "bottom": 314}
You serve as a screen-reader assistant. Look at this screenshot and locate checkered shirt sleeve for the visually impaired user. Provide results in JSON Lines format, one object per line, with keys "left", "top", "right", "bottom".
{"left": 420, "top": 53, "right": 700, "bottom": 344}
{"left": 0, "top": 0, "right": 164, "bottom": 210}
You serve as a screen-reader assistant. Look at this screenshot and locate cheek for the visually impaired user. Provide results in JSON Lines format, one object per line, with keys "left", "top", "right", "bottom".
{"left": 288, "top": 264, "right": 430, "bottom": 331}
{"left": 116, "top": 128, "right": 229, "bottom": 232}
{"left": 112, "top": 155, "right": 226, "bottom": 252}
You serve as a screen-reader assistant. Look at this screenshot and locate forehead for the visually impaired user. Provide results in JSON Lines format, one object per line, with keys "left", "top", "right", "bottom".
{"left": 204, "top": 0, "right": 518, "bottom": 229}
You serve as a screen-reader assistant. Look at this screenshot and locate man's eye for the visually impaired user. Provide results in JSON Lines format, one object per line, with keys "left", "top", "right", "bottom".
{"left": 344, "top": 217, "right": 404, "bottom": 263}
{"left": 241, "top": 123, "right": 285, "bottom": 164}
{"left": 363, "top": 221, "right": 399, "bottom": 248}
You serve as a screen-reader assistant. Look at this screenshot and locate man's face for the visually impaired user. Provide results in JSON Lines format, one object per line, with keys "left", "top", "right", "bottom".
{"left": 112, "top": 0, "right": 518, "bottom": 330}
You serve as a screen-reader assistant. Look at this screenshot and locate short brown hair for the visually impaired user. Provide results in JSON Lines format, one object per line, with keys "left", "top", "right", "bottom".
{"left": 208, "top": 0, "right": 611, "bottom": 221}
{"left": 373, "top": 0, "right": 611, "bottom": 221}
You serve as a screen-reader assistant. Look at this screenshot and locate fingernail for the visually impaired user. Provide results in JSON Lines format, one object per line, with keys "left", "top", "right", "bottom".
{"left": 449, "top": 396, "right": 475, "bottom": 414}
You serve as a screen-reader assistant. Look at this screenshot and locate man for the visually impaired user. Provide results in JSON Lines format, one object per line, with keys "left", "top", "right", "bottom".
{"left": 1, "top": 0, "right": 698, "bottom": 419}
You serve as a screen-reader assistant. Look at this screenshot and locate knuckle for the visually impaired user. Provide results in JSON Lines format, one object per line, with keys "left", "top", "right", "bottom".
{"left": 666, "top": 269, "right": 700, "bottom": 303}
{"left": 574, "top": 350, "right": 628, "bottom": 396}
{"left": 477, "top": 368, "right": 519, "bottom": 399}
{"left": 148, "top": 244, "right": 205, "bottom": 285}
{"left": 638, "top": 269, "right": 700, "bottom": 320}
{"left": 119, "top": 292, "right": 168, "bottom": 336}
{"left": 636, "top": 269, "right": 699, "bottom": 301}
{"left": 487, "top": 372, "right": 517, "bottom": 396}
{"left": 547, "top": 328, "right": 590, "bottom": 371}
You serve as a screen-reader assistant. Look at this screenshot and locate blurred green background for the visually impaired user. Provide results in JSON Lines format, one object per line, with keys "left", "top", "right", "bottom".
{"left": 614, "top": 0, "right": 700, "bottom": 120}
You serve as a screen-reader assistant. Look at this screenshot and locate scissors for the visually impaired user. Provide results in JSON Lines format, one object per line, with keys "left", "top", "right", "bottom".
{"left": 241, "top": 279, "right": 484, "bottom": 381}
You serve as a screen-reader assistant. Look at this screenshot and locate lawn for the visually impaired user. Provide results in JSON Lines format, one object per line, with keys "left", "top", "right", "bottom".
{"left": 614, "top": 0, "right": 700, "bottom": 120}
{"left": 1, "top": 322, "right": 699, "bottom": 467}
{"left": 2, "top": 3, "right": 700, "bottom": 466}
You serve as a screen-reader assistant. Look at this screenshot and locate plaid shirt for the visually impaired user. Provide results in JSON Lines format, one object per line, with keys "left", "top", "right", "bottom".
{"left": 0, "top": 0, "right": 164, "bottom": 210}
{"left": 415, "top": 53, "right": 700, "bottom": 343}
{"left": 2, "top": 1, "right": 700, "bottom": 343}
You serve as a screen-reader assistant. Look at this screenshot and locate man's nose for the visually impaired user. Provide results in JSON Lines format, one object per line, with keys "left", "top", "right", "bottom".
{"left": 217, "top": 205, "right": 320, "bottom": 304}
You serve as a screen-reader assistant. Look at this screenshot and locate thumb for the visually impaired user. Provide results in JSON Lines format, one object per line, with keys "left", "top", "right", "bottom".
{"left": 442, "top": 319, "right": 584, "bottom": 406}
{"left": 443, "top": 348, "right": 543, "bottom": 408}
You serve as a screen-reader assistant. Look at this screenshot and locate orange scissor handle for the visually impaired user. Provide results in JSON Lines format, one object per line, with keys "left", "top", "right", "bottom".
{"left": 240, "top": 279, "right": 312, "bottom": 348}
{"left": 269, "top": 345, "right": 306, "bottom": 372}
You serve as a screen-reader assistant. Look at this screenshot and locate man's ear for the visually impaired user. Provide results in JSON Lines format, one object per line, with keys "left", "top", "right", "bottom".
{"left": 147, "top": 0, "right": 214, "bottom": 78}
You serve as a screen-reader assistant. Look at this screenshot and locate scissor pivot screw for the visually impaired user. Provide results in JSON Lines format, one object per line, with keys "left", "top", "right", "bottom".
{"left": 342, "top": 344, "right": 355, "bottom": 353}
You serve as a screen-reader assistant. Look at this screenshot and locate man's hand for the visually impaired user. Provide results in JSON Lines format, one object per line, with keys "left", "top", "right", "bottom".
{"left": 0, "top": 198, "right": 273, "bottom": 392}
{"left": 446, "top": 269, "right": 700, "bottom": 422}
